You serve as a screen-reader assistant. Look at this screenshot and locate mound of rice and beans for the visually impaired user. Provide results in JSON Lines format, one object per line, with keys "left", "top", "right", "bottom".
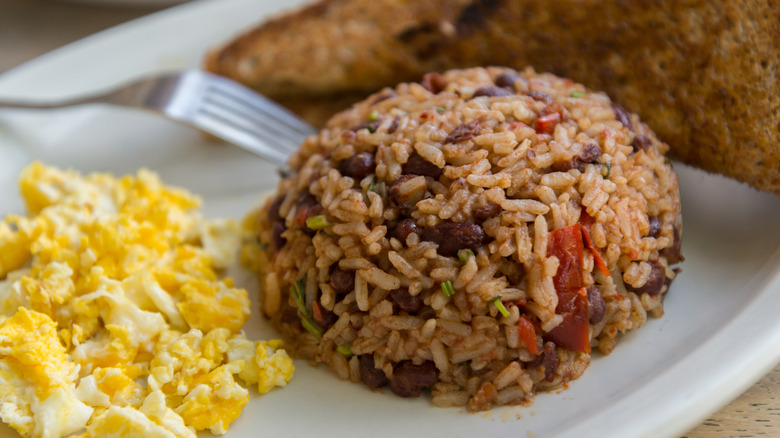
{"left": 246, "top": 66, "right": 683, "bottom": 411}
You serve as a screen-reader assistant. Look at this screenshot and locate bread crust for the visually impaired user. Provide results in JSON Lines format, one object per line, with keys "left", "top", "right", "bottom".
{"left": 205, "top": 0, "right": 780, "bottom": 195}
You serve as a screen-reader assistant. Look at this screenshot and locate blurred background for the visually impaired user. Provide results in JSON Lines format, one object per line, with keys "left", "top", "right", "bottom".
{"left": 0, "top": 0, "right": 170, "bottom": 74}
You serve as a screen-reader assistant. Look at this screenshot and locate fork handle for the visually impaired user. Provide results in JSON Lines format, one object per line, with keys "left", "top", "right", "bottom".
{"left": 0, "top": 96, "right": 104, "bottom": 110}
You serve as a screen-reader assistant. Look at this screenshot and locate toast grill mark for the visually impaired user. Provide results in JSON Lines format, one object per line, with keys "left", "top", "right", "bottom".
{"left": 456, "top": 0, "right": 500, "bottom": 36}
{"left": 396, "top": 22, "right": 445, "bottom": 59}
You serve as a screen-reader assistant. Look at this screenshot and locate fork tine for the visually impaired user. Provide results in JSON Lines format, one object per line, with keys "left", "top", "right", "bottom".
{"left": 193, "top": 105, "right": 292, "bottom": 166}
{"left": 206, "top": 73, "right": 317, "bottom": 138}
{"left": 202, "top": 91, "right": 305, "bottom": 153}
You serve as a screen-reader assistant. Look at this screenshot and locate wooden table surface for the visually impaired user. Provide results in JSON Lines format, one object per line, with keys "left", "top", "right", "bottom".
{"left": 1, "top": 0, "right": 778, "bottom": 436}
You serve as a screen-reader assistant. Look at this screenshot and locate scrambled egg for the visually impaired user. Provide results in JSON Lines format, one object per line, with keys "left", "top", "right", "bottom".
{"left": 0, "top": 163, "right": 293, "bottom": 438}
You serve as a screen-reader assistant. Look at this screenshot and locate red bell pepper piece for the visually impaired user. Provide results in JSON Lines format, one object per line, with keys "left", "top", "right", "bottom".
{"left": 545, "top": 223, "right": 591, "bottom": 353}
{"left": 581, "top": 224, "right": 610, "bottom": 277}
{"left": 580, "top": 210, "right": 610, "bottom": 277}
{"left": 312, "top": 301, "right": 325, "bottom": 325}
{"left": 518, "top": 315, "right": 539, "bottom": 355}
{"left": 534, "top": 112, "right": 561, "bottom": 134}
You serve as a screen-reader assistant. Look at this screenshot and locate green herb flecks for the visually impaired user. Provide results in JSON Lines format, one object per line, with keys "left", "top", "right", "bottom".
{"left": 301, "top": 318, "right": 323, "bottom": 339}
{"left": 368, "top": 110, "right": 379, "bottom": 122}
{"left": 441, "top": 280, "right": 456, "bottom": 297}
{"left": 368, "top": 176, "right": 377, "bottom": 192}
{"left": 457, "top": 249, "right": 474, "bottom": 264}
{"left": 290, "top": 277, "right": 307, "bottom": 316}
{"left": 337, "top": 343, "right": 354, "bottom": 357}
{"left": 490, "top": 296, "right": 510, "bottom": 317}
{"left": 305, "top": 215, "right": 330, "bottom": 230}
{"left": 436, "top": 106, "right": 447, "bottom": 114}
{"left": 290, "top": 277, "right": 323, "bottom": 339}
{"left": 601, "top": 161, "right": 613, "bottom": 179}
{"left": 570, "top": 91, "right": 587, "bottom": 98}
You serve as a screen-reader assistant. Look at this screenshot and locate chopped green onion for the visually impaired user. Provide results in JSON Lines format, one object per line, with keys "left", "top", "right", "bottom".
{"left": 457, "top": 249, "right": 474, "bottom": 264}
{"left": 441, "top": 280, "right": 455, "bottom": 297}
{"left": 490, "top": 296, "right": 510, "bottom": 317}
{"left": 368, "top": 176, "right": 377, "bottom": 192}
{"left": 305, "top": 214, "right": 330, "bottom": 230}
{"left": 337, "top": 343, "right": 353, "bottom": 357}
{"left": 290, "top": 276, "right": 324, "bottom": 338}
{"left": 436, "top": 106, "right": 447, "bottom": 114}
{"left": 570, "top": 91, "right": 586, "bottom": 98}
{"left": 368, "top": 110, "right": 379, "bottom": 121}
{"left": 290, "top": 277, "right": 308, "bottom": 317}
{"left": 301, "top": 317, "right": 323, "bottom": 339}
{"left": 601, "top": 161, "right": 613, "bottom": 179}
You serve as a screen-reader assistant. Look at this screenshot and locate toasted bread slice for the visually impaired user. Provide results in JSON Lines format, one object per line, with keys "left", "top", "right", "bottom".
{"left": 205, "top": 0, "right": 780, "bottom": 195}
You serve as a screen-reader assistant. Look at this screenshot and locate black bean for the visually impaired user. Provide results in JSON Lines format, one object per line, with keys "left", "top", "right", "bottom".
{"left": 472, "top": 85, "right": 513, "bottom": 98}
{"left": 580, "top": 143, "right": 602, "bottom": 163}
{"left": 340, "top": 152, "right": 376, "bottom": 180}
{"left": 297, "top": 190, "right": 317, "bottom": 209}
{"left": 329, "top": 268, "right": 355, "bottom": 296}
{"left": 626, "top": 262, "right": 666, "bottom": 296}
{"left": 662, "top": 225, "right": 684, "bottom": 264}
{"left": 389, "top": 360, "right": 439, "bottom": 397}
{"left": 529, "top": 342, "right": 559, "bottom": 382}
{"left": 315, "top": 301, "right": 339, "bottom": 331}
{"left": 402, "top": 153, "right": 443, "bottom": 178}
{"left": 359, "top": 355, "right": 389, "bottom": 389}
{"left": 271, "top": 221, "right": 286, "bottom": 250}
{"left": 390, "top": 288, "right": 423, "bottom": 314}
{"left": 541, "top": 342, "right": 558, "bottom": 382}
{"left": 587, "top": 285, "right": 606, "bottom": 325}
{"left": 647, "top": 216, "right": 661, "bottom": 238}
{"left": 611, "top": 102, "right": 634, "bottom": 130}
{"left": 352, "top": 119, "right": 381, "bottom": 133}
{"left": 267, "top": 195, "right": 284, "bottom": 222}
{"left": 388, "top": 116, "right": 400, "bottom": 134}
{"left": 552, "top": 143, "right": 601, "bottom": 172}
{"left": 444, "top": 120, "right": 481, "bottom": 144}
{"left": 494, "top": 72, "right": 519, "bottom": 90}
{"left": 551, "top": 159, "right": 576, "bottom": 173}
{"left": 632, "top": 134, "right": 652, "bottom": 153}
{"left": 473, "top": 202, "right": 502, "bottom": 222}
{"left": 389, "top": 175, "right": 425, "bottom": 210}
{"left": 422, "top": 222, "right": 485, "bottom": 257}
{"left": 389, "top": 218, "right": 420, "bottom": 243}
{"left": 421, "top": 72, "right": 446, "bottom": 94}
{"left": 527, "top": 90, "right": 553, "bottom": 103}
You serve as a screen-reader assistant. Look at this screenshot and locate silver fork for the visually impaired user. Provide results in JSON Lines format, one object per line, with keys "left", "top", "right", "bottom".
{"left": 0, "top": 70, "right": 317, "bottom": 166}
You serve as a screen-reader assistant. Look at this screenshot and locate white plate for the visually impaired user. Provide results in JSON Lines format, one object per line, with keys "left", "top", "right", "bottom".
{"left": 2, "top": 1, "right": 780, "bottom": 437}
